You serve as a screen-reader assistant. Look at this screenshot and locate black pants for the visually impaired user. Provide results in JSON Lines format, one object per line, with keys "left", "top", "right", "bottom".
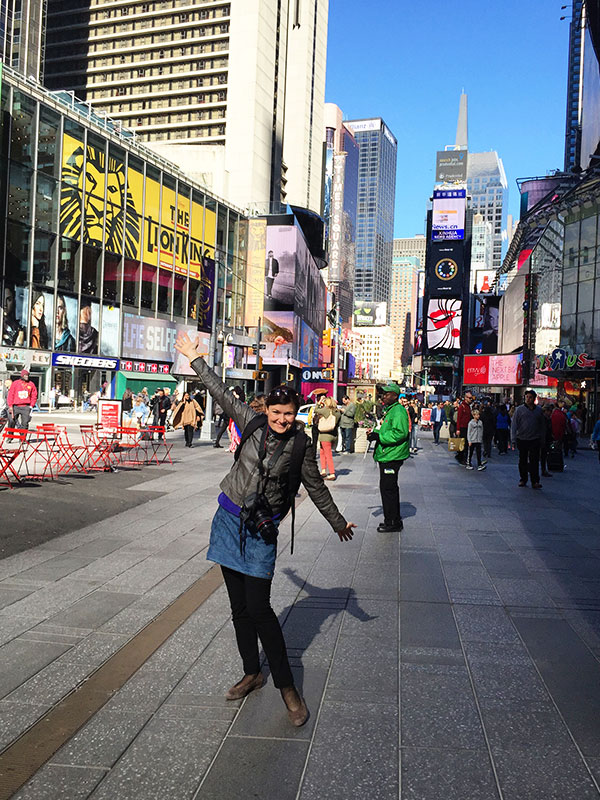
{"left": 184, "top": 424, "right": 194, "bottom": 446}
{"left": 214, "top": 415, "right": 230, "bottom": 445}
{"left": 265, "top": 276, "right": 275, "bottom": 297}
{"left": 221, "top": 565, "right": 294, "bottom": 689}
{"left": 379, "top": 460, "right": 404, "bottom": 525}
{"left": 482, "top": 434, "right": 494, "bottom": 458}
{"left": 455, "top": 426, "right": 468, "bottom": 463}
{"left": 497, "top": 429, "right": 509, "bottom": 453}
{"left": 540, "top": 444, "right": 549, "bottom": 474}
{"left": 433, "top": 421, "right": 443, "bottom": 444}
{"left": 11, "top": 405, "right": 31, "bottom": 430}
{"left": 468, "top": 443, "right": 482, "bottom": 466}
{"left": 517, "top": 438, "right": 541, "bottom": 484}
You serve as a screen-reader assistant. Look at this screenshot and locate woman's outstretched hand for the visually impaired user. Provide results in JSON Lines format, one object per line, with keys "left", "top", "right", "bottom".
{"left": 174, "top": 332, "right": 207, "bottom": 362}
{"left": 337, "top": 523, "right": 356, "bottom": 542}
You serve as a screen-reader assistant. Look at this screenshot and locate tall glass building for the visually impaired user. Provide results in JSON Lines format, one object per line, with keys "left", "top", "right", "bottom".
{"left": 466, "top": 151, "right": 508, "bottom": 270}
{"left": 0, "top": 65, "right": 246, "bottom": 406}
{"left": 346, "top": 118, "right": 397, "bottom": 306}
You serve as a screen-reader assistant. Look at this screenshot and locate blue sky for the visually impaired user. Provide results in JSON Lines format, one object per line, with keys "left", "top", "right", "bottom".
{"left": 325, "top": 0, "right": 569, "bottom": 238}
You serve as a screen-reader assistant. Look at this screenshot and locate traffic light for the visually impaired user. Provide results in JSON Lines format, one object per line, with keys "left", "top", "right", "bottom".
{"left": 252, "top": 371, "right": 268, "bottom": 380}
{"left": 322, "top": 328, "right": 332, "bottom": 348}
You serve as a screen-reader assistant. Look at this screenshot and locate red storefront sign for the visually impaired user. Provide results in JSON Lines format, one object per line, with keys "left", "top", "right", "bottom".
{"left": 464, "top": 354, "right": 523, "bottom": 386}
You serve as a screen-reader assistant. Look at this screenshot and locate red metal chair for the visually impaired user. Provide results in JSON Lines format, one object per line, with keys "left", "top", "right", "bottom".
{"left": 113, "top": 426, "right": 143, "bottom": 466}
{"left": 141, "top": 425, "right": 173, "bottom": 465}
{"left": 0, "top": 428, "right": 26, "bottom": 488}
{"left": 80, "top": 425, "right": 119, "bottom": 472}
{"left": 24, "top": 429, "right": 58, "bottom": 481}
{"left": 37, "top": 424, "right": 90, "bottom": 476}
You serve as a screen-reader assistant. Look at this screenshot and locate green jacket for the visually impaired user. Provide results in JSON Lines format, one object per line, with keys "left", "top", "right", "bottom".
{"left": 373, "top": 401, "right": 410, "bottom": 463}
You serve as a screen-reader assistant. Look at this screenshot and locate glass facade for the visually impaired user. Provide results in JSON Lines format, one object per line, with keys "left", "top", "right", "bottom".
{"left": 1, "top": 71, "right": 243, "bottom": 404}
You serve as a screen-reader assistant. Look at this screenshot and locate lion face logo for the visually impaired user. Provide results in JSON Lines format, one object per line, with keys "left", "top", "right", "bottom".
{"left": 61, "top": 141, "right": 140, "bottom": 259}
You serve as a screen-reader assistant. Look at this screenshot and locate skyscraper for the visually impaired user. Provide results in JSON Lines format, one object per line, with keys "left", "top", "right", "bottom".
{"left": 466, "top": 152, "right": 508, "bottom": 270}
{"left": 564, "top": 0, "right": 585, "bottom": 171}
{"left": 44, "top": 0, "right": 328, "bottom": 213}
{"left": 1, "top": 0, "right": 46, "bottom": 80}
{"left": 390, "top": 236, "right": 425, "bottom": 370}
{"left": 346, "top": 117, "right": 397, "bottom": 306}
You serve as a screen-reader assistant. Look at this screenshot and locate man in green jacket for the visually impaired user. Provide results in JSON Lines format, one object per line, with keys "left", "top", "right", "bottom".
{"left": 367, "top": 383, "right": 410, "bottom": 533}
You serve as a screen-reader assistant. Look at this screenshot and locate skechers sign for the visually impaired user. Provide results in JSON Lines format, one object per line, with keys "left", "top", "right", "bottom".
{"left": 52, "top": 354, "right": 120, "bottom": 370}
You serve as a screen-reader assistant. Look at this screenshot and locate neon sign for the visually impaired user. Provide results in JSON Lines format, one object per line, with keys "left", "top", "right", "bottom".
{"left": 537, "top": 348, "right": 597, "bottom": 371}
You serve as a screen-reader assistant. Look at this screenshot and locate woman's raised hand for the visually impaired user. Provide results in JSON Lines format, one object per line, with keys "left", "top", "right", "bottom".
{"left": 175, "top": 332, "right": 207, "bottom": 362}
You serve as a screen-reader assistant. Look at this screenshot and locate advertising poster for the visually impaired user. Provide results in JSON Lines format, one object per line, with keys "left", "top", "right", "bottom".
{"left": 294, "top": 229, "right": 326, "bottom": 334}
{"left": 121, "top": 313, "right": 210, "bottom": 375}
{"left": 61, "top": 134, "right": 140, "bottom": 260}
{"left": 159, "top": 181, "right": 176, "bottom": 270}
{"left": 472, "top": 295, "right": 500, "bottom": 353}
{"left": 54, "top": 293, "right": 77, "bottom": 352}
{"left": 426, "top": 239, "right": 464, "bottom": 296}
{"left": 100, "top": 304, "right": 120, "bottom": 357}
{"left": 189, "top": 196, "right": 205, "bottom": 280}
{"left": 475, "top": 271, "right": 495, "bottom": 293}
{"left": 353, "top": 301, "right": 387, "bottom": 327}
{"left": 98, "top": 398, "right": 122, "bottom": 430}
{"left": 30, "top": 290, "right": 54, "bottom": 350}
{"left": 142, "top": 173, "right": 161, "bottom": 268}
{"left": 244, "top": 219, "right": 267, "bottom": 327}
{"left": 265, "top": 226, "right": 296, "bottom": 312}
{"left": 126, "top": 163, "right": 144, "bottom": 261}
{"left": 78, "top": 299, "right": 100, "bottom": 354}
{"left": 435, "top": 151, "right": 468, "bottom": 183}
{"left": 464, "top": 354, "right": 523, "bottom": 386}
{"left": 426, "top": 299, "right": 462, "bottom": 351}
{"left": 262, "top": 311, "right": 294, "bottom": 365}
{"left": 197, "top": 256, "right": 215, "bottom": 334}
{"left": 300, "top": 320, "right": 320, "bottom": 367}
{"left": 432, "top": 189, "right": 466, "bottom": 241}
{"left": 2, "top": 284, "right": 28, "bottom": 347}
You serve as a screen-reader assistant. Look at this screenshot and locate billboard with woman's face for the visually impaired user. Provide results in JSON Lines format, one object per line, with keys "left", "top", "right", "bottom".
{"left": 78, "top": 300, "right": 100, "bottom": 354}
{"left": 54, "top": 293, "right": 77, "bottom": 352}
{"left": 2, "top": 285, "right": 28, "bottom": 347}
{"left": 30, "top": 290, "right": 54, "bottom": 350}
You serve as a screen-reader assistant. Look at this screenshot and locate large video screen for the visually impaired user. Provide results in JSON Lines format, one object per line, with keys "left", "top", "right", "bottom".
{"left": 426, "top": 298, "right": 462, "bottom": 350}
{"left": 432, "top": 189, "right": 466, "bottom": 241}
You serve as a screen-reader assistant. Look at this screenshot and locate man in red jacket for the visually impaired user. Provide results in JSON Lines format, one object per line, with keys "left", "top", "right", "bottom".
{"left": 7, "top": 369, "right": 37, "bottom": 430}
{"left": 455, "top": 392, "right": 474, "bottom": 464}
{"left": 551, "top": 401, "right": 568, "bottom": 443}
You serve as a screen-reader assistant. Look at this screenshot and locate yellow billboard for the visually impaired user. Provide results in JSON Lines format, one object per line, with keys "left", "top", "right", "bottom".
{"left": 125, "top": 163, "right": 144, "bottom": 261}
{"left": 142, "top": 173, "right": 161, "bottom": 267}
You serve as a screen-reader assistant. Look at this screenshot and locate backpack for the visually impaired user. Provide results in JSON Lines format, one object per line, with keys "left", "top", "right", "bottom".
{"left": 234, "top": 414, "right": 308, "bottom": 553}
{"left": 317, "top": 412, "right": 337, "bottom": 432}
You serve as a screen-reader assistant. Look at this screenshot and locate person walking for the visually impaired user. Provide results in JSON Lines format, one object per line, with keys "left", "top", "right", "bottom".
{"left": 174, "top": 331, "right": 355, "bottom": 727}
{"left": 431, "top": 401, "right": 446, "bottom": 445}
{"left": 455, "top": 392, "right": 474, "bottom": 464}
{"left": 540, "top": 404, "right": 554, "bottom": 478}
{"left": 367, "top": 383, "right": 410, "bottom": 533}
{"left": 407, "top": 399, "right": 419, "bottom": 453}
{"left": 339, "top": 395, "right": 357, "bottom": 453}
{"left": 466, "top": 409, "right": 487, "bottom": 471}
{"left": 511, "top": 389, "right": 545, "bottom": 489}
{"left": 565, "top": 411, "right": 579, "bottom": 458}
{"left": 592, "top": 413, "right": 600, "bottom": 463}
{"left": 7, "top": 369, "right": 37, "bottom": 430}
{"left": 315, "top": 397, "right": 341, "bottom": 481}
{"left": 495, "top": 404, "right": 510, "bottom": 454}
{"left": 172, "top": 391, "right": 204, "bottom": 447}
{"left": 481, "top": 400, "right": 496, "bottom": 459}
{"left": 121, "top": 388, "right": 134, "bottom": 424}
{"left": 151, "top": 388, "right": 170, "bottom": 438}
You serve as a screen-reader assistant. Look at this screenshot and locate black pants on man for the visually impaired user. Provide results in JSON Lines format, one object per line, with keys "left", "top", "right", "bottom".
{"left": 221, "top": 565, "right": 294, "bottom": 689}
{"left": 341, "top": 427, "right": 355, "bottom": 453}
{"left": 379, "top": 459, "right": 404, "bottom": 525}
{"left": 11, "top": 405, "right": 31, "bottom": 430}
{"left": 482, "top": 433, "right": 494, "bottom": 458}
{"left": 497, "top": 429, "right": 509, "bottom": 453}
{"left": 455, "top": 426, "right": 468, "bottom": 464}
{"left": 214, "top": 414, "right": 230, "bottom": 446}
{"left": 517, "top": 437, "right": 541, "bottom": 485}
{"left": 433, "top": 421, "right": 443, "bottom": 444}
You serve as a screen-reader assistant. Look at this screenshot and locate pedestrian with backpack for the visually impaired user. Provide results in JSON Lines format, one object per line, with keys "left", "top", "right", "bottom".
{"left": 174, "top": 332, "right": 355, "bottom": 727}
{"left": 315, "top": 396, "right": 341, "bottom": 480}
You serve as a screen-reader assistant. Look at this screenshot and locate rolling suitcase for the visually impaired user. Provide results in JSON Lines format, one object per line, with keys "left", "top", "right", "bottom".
{"left": 547, "top": 440, "right": 564, "bottom": 472}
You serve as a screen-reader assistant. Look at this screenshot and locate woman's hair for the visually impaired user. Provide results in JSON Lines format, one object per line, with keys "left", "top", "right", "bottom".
{"left": 265, "top": 385, "right": 300, "bottom": 411}
{"left": 56, "top": 293, "right": 69, "bottom": 333}
{"left": 123, "top": 388, "right": 133, "bottom": 399}
{"left": 323, "top": 396, "right": 337, "bottom": 410}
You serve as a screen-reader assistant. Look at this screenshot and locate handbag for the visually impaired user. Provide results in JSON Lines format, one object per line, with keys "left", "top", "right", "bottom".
{"left": 448, "top": 437, "right": 465, "bottom": 452}
{"left": 318, "top": 412, "right": 337, "bottom": 433}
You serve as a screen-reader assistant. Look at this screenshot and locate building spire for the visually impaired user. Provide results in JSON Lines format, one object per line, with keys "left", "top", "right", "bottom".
{"left": 455, "top": 92, "right": 468, "bottom": 151}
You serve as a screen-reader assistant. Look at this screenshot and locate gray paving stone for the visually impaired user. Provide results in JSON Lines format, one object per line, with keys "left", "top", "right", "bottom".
{"left": 401, "top": 663, "right": 486, "bottom": 749}
{"left": 0, "top": 585, "right": 34, "bottom": 609}
{"left": 492, "top": 746, "right": 600, "bottom": 800}
{"left": 401, "top": 602, "right": 461, "bottom": 651}
{"left": 454, "top": 604, "right": 521, "bottom": 644}
{"left": 0, "top": 638, "right": 70, "bottom": 699}
{"left": 4, "top": 659, "right": 97, "bottom": 706}
{"left": 104, "top": 667, "right": 184, "bottom": 715}
{"left": 46, "top": 591, "right": 140, "bottom": 629}
{"left": 0, "top": 700, "right": 48, "bottom": 750}
{"left": 468, "top": 661, "right": 554, "bottom": 713}
{"left": 482, "top": 708, "right": 576, "bottom": 750}
{"left": 401, "top": 747, "right": 500, "bottom": 800}
{"left": 197, "top": 737, "right": 309, "bottom": 800}
{"left": 327, "top": 635, "right": 398, "bottom": 698}
{"left": 299, "top": 701, "right": 397, "bottom": 800}
{"left": 13, "top": 764, "right": 106, "bottom": 799}
{"left": 59, "top": 633, "right": 129, "bottom": 666}
{"left": 88, "top": 716, "right": 231, "bottom": 800}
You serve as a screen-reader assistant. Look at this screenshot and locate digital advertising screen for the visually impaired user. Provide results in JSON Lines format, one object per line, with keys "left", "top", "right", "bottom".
{"left": 426, "top": 298, "right": 462, "bottom": 351}
{"left": 432, "top": 189, "right": 466, "bottom": 241}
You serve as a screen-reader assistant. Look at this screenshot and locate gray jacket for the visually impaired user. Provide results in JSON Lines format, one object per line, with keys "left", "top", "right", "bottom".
{"left": 190, "top": 357, "right": 347, "bottom": 532}
{"left": 339, "top": 402, "right": 356, "bottom": 429}
{"left": 467, "top": 418, "right": 484, "bottom": 445}
{"left": 511, "top": 403, "right": 545, "bottom": 442}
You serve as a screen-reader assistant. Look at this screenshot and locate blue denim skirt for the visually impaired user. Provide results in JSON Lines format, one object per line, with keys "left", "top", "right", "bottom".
{"left": 207, "top": 505, "right": 278, "bottom": 579}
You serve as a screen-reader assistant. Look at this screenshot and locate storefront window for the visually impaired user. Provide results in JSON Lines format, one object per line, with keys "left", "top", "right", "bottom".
{"left": 33, "top": 230, "right": 57, "bottom": 286}
{"left": 173, "top": 273, "right": 185, "bottom": 318}
{"left": 35, "top": 173, "right": 59, "bottom": 231}
{"left": 82, "top": 245, "right": 102, "bottom": 297}
{"left": 8, "top": 161, "right": 33, "bottom": 224}
{"left": 38, "top": 105, "right": 61, "bottom": 178}
{"left": 10, "top": 91, "right": 36, "bottom": 168}
{"left": 123, "top": 259, "right": 140, "bottom": 308}
{"left": 103, "top": 253, "right": 121, "bottom": 302}
{"left": 58, "top": 236, "right": 80, "bottom": 293}
{"left": 141, "top": 263, "right": 157, "bottom": 310}
{"left": 5, "top": 221, "right": 31, "bottom": 283}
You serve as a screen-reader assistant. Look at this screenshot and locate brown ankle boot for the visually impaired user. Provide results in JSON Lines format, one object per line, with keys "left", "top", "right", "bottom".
{"left": 225, "top": 673, "right": 263, "bottom": 701}
{"left": 280, "top": 686, "right": 309, "bottom": 726}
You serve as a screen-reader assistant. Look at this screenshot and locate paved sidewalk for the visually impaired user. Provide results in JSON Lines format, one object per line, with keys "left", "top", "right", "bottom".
{"left": 1, "top": 436, "right": 600, "bottom": 799}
